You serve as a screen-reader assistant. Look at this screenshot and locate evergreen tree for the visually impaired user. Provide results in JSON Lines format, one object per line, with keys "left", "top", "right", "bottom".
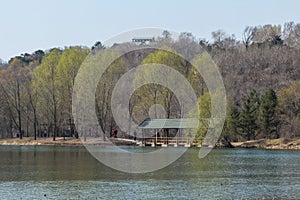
{"left": 240, "top": 90, "right": 260, "bottom": 140}
{"left": 224, "top": 102, "right": 241, "bottom": 141}
{"left": 259, "top": 89, "right": 278, "bottom": 138}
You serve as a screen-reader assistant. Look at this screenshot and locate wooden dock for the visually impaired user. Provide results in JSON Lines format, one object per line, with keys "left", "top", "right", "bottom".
{"left": 141, "top": 137, "right": 197, "bottom": 147}
{"left": 110, "top": 137, "right": 197, "bottom": 147}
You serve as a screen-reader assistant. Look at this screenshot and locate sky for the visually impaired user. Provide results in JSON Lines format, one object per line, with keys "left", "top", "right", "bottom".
{"left": 1, "top": 0, "right": 300, "bottom": 61}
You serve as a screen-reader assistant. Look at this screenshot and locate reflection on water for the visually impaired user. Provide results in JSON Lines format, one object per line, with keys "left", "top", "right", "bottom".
{"left": 0, "top": 146, "right": 299, "bottom": 199}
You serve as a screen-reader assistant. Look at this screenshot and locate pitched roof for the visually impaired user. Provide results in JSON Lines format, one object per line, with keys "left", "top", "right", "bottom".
{"left": 137, "top": 118, "right": 198, "bottom": 129}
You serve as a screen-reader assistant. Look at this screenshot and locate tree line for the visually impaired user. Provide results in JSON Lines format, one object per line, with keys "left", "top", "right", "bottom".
{"left": 1, "top": 22, "right": 300, "bottom": 142}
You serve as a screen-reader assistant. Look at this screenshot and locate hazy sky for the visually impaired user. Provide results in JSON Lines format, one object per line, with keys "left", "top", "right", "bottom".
{"left": 1, "top": 0, "right": 300, "bottom": 61}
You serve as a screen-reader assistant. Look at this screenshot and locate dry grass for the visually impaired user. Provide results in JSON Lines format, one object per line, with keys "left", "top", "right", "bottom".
{"left": 0, "top": 137, "right": 94, "bottom": 146}
{"left": 231, "top": 137, "right": 300, "bottom": 150}
{"left": 1, "top": 137, "right": 300, "bottom": 149}
{"left": 0, "top": 137, "right": 134, "bottom": 146}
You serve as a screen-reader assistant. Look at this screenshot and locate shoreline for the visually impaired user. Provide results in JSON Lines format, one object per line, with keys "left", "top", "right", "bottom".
{"left": 0, "top": 137, "right": 110, "bottom": 146}
{"left": 230, "top": 138, "right": 300, "bottom": 150}
{"left": 0, "top": 137, "right": 300, "bottom": 150}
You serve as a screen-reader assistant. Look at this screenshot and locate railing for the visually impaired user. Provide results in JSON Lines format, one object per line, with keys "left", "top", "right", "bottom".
{"left": 141, "top": 137, "right": 192, "bottom": 145}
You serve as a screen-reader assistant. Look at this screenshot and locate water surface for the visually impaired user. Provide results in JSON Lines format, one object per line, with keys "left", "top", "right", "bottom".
{"left": 0, "top": 146, "right": 299, "bottom": 199}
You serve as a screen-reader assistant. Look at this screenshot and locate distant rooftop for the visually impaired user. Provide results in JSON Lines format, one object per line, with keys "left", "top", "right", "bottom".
{"left": 132, "top": 37, "right": 155, "bottom": 44}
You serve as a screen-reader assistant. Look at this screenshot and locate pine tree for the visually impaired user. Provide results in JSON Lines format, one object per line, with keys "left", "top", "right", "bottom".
{"left": 259, "top": 89, "right": 278, "bottom": 139}
{"left": 240, "top": 90, "right": 260, "bottom": 140}
{"left": 225, "top": 103, "right": 241, "bottom": 141}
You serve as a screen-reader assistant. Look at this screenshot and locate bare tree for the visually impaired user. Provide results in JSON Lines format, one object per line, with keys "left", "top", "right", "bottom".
{"left": 0, "top": 59, "right": 30, "bottom": 139}
{"left": 242, "top": 26, "right": 257, "bottom": 49}
{"left": 283, "top": 22, "right": 300, "bottom": 48}
{"left": 253, "top": 24, "right": 282, "bottom": 44}
{"left": 212, "top": 30, "right": 237, "bottom": 49}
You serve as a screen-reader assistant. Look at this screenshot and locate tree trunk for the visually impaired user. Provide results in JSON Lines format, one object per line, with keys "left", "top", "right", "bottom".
{"left": 34, "top": 115, "right": 37, "bottom": 140}
{"left": 17, "top": 80, "right": 22, "bottom": 139}
{"left": 53, "top": 94, "right": 57, "bottom": 141}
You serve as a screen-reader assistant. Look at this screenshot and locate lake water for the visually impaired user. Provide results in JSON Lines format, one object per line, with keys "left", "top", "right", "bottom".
{"left": 0, "top": 146, "right": 299, "bottom": 199}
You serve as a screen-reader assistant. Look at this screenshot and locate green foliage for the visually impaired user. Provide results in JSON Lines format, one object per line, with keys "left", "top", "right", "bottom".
{"left": 95, "top": 49, "right": 125, "bottom": 134}
{"left": 141, "top": 47, "right": 185, "bottom": 68}
{"left": 133, "top": 48, "right": 185, "bottom": 120}
{"left": 193, "top": 92, "right": 211, "bottom": 144}
{"left": 240, "top": 90, "right": 260, "bottom": 140}
{"left": 223, "top": 101, "right": 240, "bottom": 141}
{"left": 2, "top": 23, "right": 300, "bottom": 141}
{"left": 259, "top": 89, "right": 278, "bottom": 139}
{"left": 277, "top": 81, "right": 300, "bottom": 137}
{"left": 198, "top": 92, "right": 211, "bottom": 118}
{"left": 32, "top": 48, "right": 62, "bottom": 140}
{"left": 56, "top": 47, "right": 89, "bottom": 117}
{"left": 278, "top": 81, "right": 300, "bottom": 118}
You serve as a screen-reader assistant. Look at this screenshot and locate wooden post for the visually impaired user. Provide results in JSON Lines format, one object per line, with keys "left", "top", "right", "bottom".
{"left": 155, "top": 129, "right": 157, "bottom": 146}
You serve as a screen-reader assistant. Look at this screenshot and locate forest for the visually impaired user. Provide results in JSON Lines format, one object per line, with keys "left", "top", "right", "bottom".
{"left": 1, "top": 22, "right": 300, "bottom": 143}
